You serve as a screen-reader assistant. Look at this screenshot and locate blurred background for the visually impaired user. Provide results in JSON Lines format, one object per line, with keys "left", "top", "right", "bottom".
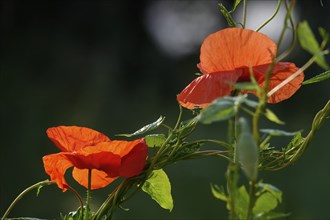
{"left": 1, "top": 0, "right": 329, "bottom": 219}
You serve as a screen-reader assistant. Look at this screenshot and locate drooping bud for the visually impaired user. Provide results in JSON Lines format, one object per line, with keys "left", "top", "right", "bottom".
{"left": 236, "top": 118, "right": 259, "bottom": 181}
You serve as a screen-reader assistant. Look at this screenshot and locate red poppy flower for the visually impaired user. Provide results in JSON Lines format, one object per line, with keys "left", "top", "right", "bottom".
{"left": 177, "top": 28, "right": 304, "bottom": 109}
{"left": 42, "top": 126, "right": 148, "bottom": 191}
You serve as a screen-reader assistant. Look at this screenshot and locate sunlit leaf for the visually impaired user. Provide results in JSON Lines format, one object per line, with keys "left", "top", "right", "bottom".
{"left": 260, "top": 129, "right": 300, "bottom": 137}
{"left": 210, "top": 183, "right": 227, "bottom": 202}
{"left": 254, "top": 192, "right": 278, "bottom": 214}
{"left": 253, "top": 183, "right": 283, "bottom": 217}
{"left": 264, "top": 109, "right": 285, "bottom": 125}
{"left": 142, "top": 169, "right": 173, "bottom": 211}
{"left": 297, "top": 21, "right": 329, "bottom": 69}
{"left": 117, "top": 116, "right": 165, "bottom": 137}
{"left": 145, "top": 134, "right": 166, "bottom": 148}
{"left": 303, "top": 70, "right": 330, "bottom": 85}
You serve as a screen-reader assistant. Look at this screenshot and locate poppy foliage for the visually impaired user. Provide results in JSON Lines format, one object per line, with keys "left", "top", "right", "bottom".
{"left": 43, "top": 126, "right": 148, "bottom": 191}
{"left": 177, "top": 28, "right": 304, "bottom": 109}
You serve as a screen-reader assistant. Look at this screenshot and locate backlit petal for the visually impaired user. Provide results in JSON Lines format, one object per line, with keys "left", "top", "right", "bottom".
{"left": 199, "top": 28, "right": 276, "bottom": 73}
{"left": 72, "top": 168, "right": 118, "bottom": 190}
{"left": 120, "top": 140, "right": 148, "bottom": 177}
{"left": 47, "top": 126, "right": 111, "bottom": 152}
{"left": 254, "top": 62, "right": 304, "bottom": 103}
{"left": 177, "top": 71, "right": 241, "bottom": 109}
{"left": 64, "top": 148, "right": 121, "bottom": 177}
{"left": 87, "top": 139, "right": 146, "bottom": 158}
{"left": 42, "top": 153, "right": 73, "bottom": 191}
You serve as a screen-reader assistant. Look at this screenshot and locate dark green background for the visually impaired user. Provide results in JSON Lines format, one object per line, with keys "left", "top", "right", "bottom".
{"left": 1, "top": 0, "right": 329, "bottom": 219}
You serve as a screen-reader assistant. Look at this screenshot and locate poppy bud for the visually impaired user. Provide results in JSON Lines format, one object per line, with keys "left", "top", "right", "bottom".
{"left": 236, "top": 118, "right": 259, "bottom": 181}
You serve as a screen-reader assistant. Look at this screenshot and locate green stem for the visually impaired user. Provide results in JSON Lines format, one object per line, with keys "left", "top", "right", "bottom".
{"left": 256, "top": 0, "right": 282, "bottom": 32}
{"left": 276, "top": 0, "right": 296, "bottom": 62}
{"left": 84, "top": 169, "right": 92, "bottom": 220}
{"left": 242, "top": 0, "right": 247, "bottom": 28}
{"left": 267, "top": 55, "right": 316, "bottom": 97}
{"left": 1, "top": 180, "right": 54, "bottom": 220}
{"left": 226, "top": 116, "right": 238, "bottom": 219}
{"left": 251, "top": 0, "right": 294, "bottom": 142}
{"left": 246, "top": 180, "right": 256, "bottom": 220}
{"left": 226, "top": 161, "right": 238, "bottom": 220}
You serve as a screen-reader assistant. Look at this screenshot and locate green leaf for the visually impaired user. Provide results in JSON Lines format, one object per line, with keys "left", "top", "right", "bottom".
{"left": 145, "top": 134, "right": 166, "bottom": 148}
{"left": 297, "top": 21, "right": 329, "bottom": 69}
{"left": 218, "top": 3, "right": 236, "bottom": 27}
{"left": 210, "top": 183, "right": 227, "bottom": 202}
{"left": 117, "top": 116, "right": 165, "bottom": 137}
{"left": 255, "top": 212, "right": 291, "bottom": 220}
{"left": 253, "top": 183, "right": 283, "bottom": 217}
{"left": 264, "top": 109, "right": 285, "bottom": 125}
{"left": 303, "top": 70, "right": 330, "bottom": 85}
{"left": 260, "top": 129, "right": 300, "bottom": 137}
{"left": 197, "top": 96, "right": 246, "bottom": 124}
{"left": 237, "top": 118, "right": 259, "bottom": 181}
{"left": 254, "top": 192, "right": 278, "bottom": 214}
{"left": 285, "top": 132, "right": 304, "bottom": 151}
{"left": 231, "top": 0, "right": 242, "bottom": 12}
{"left": 234, "top": 185, "right": 249, "bottom": 219}
{"left": 142, "top": 169, "right": 173, "bottom": 211}
{"left": 319, "top": 27, "right": 329, "bottom": 42}
{"left": 8, "top": 218, "right": 51, "bottom": 220}
{"left": 243, "top": 99, "right": 259, "bottom": 108}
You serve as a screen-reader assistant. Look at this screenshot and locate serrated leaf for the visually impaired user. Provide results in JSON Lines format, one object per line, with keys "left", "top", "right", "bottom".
{"left": 303, "top": 70, "right": 330, "bottom": 85}
{"left": 210, "top": 183, "right": 227, "bottom": 202}
{"left": 264, "top": 109, "right": 285, "bottom": 125}
{"left": 260, "top": 129, "right": 300, "bottom": 137}
{"left": 297, "top": 21, "right": 329, "bottom": 69}
{"left": 117, "top": 116, "right": 165, "bottom": 137}
{"left": 142, "top": 169, "right": 173, "bottom": 211}
{"left": 218, "top": 3, "right": 236, "bottom": 27}
{"left": 145, "top": 134, "right": 166, "bottom": 148}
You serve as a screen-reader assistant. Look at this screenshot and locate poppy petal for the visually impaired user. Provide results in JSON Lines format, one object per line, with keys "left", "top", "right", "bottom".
{"left": 64, "top": 149, "right": 122, "bottom": 177}
{"left": 120, "top": 140, "right": 148, "bottom": 177}
{"left": 199, "top": 28, "right": 276, "bottom": 73}
{"left": 254, "top": 62, "right": 304, "bottom": 103}
{"left": 42, "top": 153, "right": 73, "bottom": 191}
{"left": 47, "top": 126, "right": 111, "bottom": 152}
{"left": 177, "top": 71, "right": 241, "bottom": 109}
{"left": 72, "top": 168, "right": 118, "bottom": 190}
{"left": 90, "top": 139, "right": 147, "bottom": 158}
